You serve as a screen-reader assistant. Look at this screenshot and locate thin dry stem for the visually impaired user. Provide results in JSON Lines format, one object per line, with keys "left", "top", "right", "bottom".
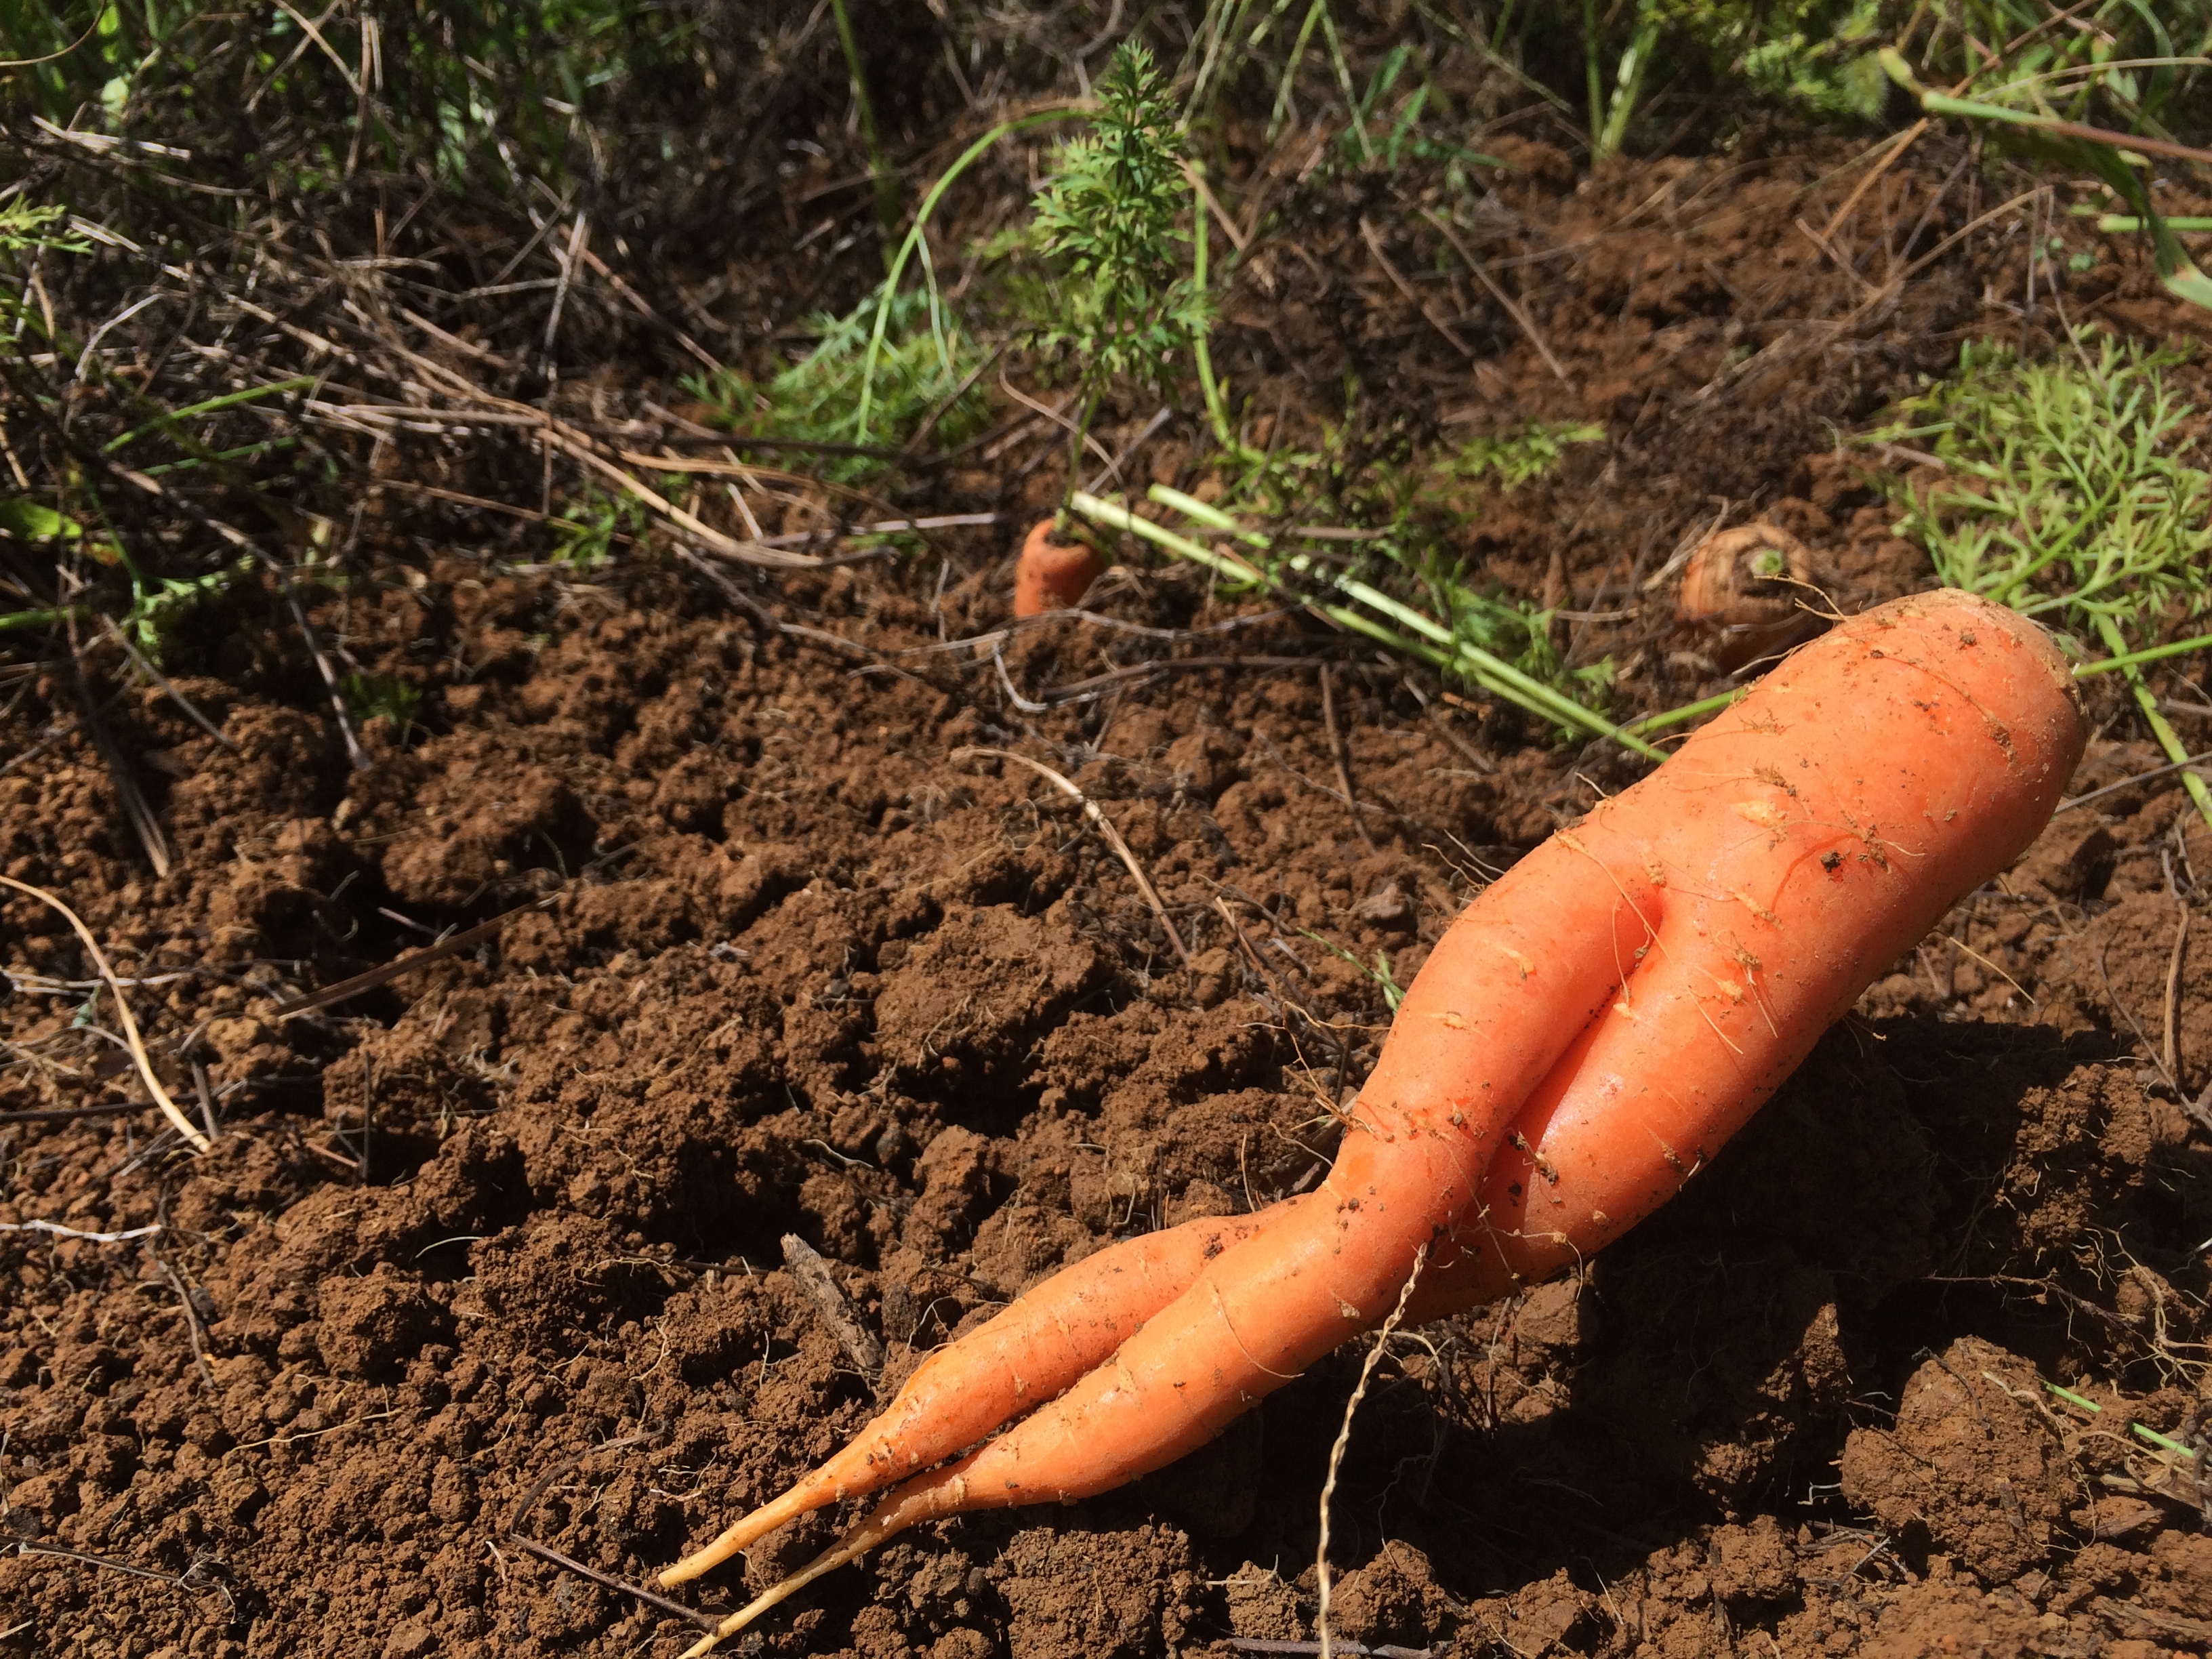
{"left": 781, "top": 1233, "right": 884, "bottom": 1379}
{"left": 1424, "top": 211, "right": 1570, "bottom": 384}
{"left": 0, "top": 876, "right": 209, "bottom": 1152}
{"left": 1320, "top": 666, "right": 1376, "bottom": 854}
{"left": 953, "top": 746, "right": 1191, "bottom": 964}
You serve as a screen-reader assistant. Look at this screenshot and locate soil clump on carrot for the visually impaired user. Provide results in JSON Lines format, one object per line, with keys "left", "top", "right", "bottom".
{"left": 5, "top": 96, "right": 2212, "bottom": 1659}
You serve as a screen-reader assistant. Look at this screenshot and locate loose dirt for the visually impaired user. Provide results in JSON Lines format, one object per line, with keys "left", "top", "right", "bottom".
{"left": 4, "top": 130, "right": 2211, "bottom": 1659}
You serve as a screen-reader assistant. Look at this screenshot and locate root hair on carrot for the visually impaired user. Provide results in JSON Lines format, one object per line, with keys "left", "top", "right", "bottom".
{"left": 1315, "top": 1244, "right": 1426, "bottom": 1659}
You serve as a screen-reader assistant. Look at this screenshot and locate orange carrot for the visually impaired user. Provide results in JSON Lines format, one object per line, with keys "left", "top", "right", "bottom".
{"left": 659, "top": 1208, "right": 1279, "bottom": 1586}
{"left": 1012, "top": 518, "right": 1105, "bottom": 616}
{"left": 672, "top": 590, "right": 2083, "bottom": 1653}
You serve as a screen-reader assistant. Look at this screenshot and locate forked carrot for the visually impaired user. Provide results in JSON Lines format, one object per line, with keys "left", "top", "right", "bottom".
{"left": 659, "top": 1209, "right": 1281, "bottom": 1585}
{"left": 668, "top": 590, "right": 2083, "bottom": 1652}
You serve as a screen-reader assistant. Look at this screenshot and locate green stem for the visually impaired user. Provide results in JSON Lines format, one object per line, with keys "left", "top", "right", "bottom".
{"left": 0, "top": 605, "right": 83, "bottom": 634}
{"left": 854, "top": 107, "right": 1088, "bottom": 443}
{"left": 2090, "top": 216, "right": 2212, "bottom": 234}
{"left": 1074, "top": 489, "right": 1662, "bottom": 758}
{"left": 828, "top": 0, "right": 899, "bottom": 252}
{"left": 2043, "top": 1380, "right": 2199, "bottom": 1461}
{"left": 1269, "top": 0, "right": 1328, "bottom": 143}
{"left": 1189, "top": 170, "right": 1236, "bottom": 453}
{"left": 1582, "top": 0, "right": 1603, "bottom": 154}
{"left": 1622, "top": 687, "right": 1745, "bottom": 737}
{"left": 102, "top": 375, "right": 314, "bottom": 455}
{"left": 1594, "top": 7, "right": 1661, "bottom": 164}
{"left": 2071, "top": 630, "right": 2212, "bottom": 677}
{"left": 2093, "top": 611, "right": 2212, "bottom": 831}
{"left": 1315, "top": 3, "right": 1371, "bottom": 163}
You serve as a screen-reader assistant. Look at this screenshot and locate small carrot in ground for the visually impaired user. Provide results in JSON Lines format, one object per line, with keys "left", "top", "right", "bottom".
{"left": 1011, "top": 517, "right": 1105, "bottom": 615}
{"left": 669, "top": 590, "right": 2083, "bottom": 1653}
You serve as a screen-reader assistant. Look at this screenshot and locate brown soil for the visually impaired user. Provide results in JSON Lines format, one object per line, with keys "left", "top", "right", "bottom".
{"left": 6, "top": 132, "right": 2212, "bottom": 1659}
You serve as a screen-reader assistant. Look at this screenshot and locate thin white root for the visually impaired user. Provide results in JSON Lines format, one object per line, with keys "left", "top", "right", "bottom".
{"left": 0, "top": 875, "right": 210, "bottom": 1153}
{"left": 1315, "top": 1244, "right": 1427, "bottom": 1659}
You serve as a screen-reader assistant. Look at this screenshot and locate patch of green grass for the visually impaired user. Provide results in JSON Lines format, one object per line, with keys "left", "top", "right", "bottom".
{"left": 684, "top": 290, "right": 987, "bottom": 483}
{"left": 0, "top": 0, "right": 689, "bottom": 196}
{"left": 1870, "top": 328, "right": 2212, "bottom": 823}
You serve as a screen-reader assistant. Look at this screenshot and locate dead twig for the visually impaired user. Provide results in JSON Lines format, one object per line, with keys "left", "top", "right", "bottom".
{"left": 1319, "top": 665, "right": 1376, "bottom": 854}
{"left": 68, "top": 626, "right": 170, "bottom": 876}
{"left": 508, "top": 1536, "right": 720, "bottom": 1633}
{"left": 12, "top": 1541, "right": 231, "bottom": 1605}
{"left": 1423, "top": 211, "right": 1571, "bottom": 384}
{"left": 2095, "top": 932, "right": 2173, "bottom": 1091}
{"left": 100, "top": 616, "right": 237, "bottom": 750}
{"left": 0, "top": 877, "right": 208, "bottom": 1151}
{"left": 2095, "top": 1597, "right": 2212, "bottom": 1646}
{"left": 2055, "top": 750, "right": 2212, "bottom": 815}
{"left": 505, "top": 1425, "right": 718, "bottom": 1633}
{"left": 0, "top": 1218, "right": 163, "bottom": 1244}
{"left": 779, "top": 1233, "right": 884, "bottom": 1380}
{"left": 1359, "top": 217, "right": 1473, "bottom": 360}
{"left": 0, "top": 1100, "right": 157, "bottom": 1126}
{"left": 953, "top": 746, "right": 1192, "bottom": 965}
{"left": 148, "top": 1248, "right": 216, "bottom": 1390}
{"left": 270, "top": 896, "right": 558, "bottom": 1019}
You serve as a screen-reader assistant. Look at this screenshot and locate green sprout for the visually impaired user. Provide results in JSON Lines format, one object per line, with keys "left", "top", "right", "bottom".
{"left": 344, "top": 673, "right": 424, "bottom": 734}
{"left": 549, "top": 485, "right": 647, "bottom": 572}
{"left": 1029, "top": 41, "right": 1210, "bottom": 510}
{"left": 1306, "top": 930, "right": 1407, "bottom": 1012}
{"left": 1433, "top": 422, "right": 1607, "bottom": 495}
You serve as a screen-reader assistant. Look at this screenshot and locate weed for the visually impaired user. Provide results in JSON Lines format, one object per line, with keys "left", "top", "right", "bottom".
{"left": 344, "top": 673, "right": 424, "bottom": 734}
{"left": 119, "top": 564, "right": 243, "bottom": 663}
{"left": 685, "top": 290, "right": 987, "bottom": 482}
{"left": 1430, "top": 422, "right": 1606, "bottom": 495}
{"left": 548, "top": 485, "right": 647, "bottom": 572}
{"left": 1656, "top": 0, "right": 1887, "bottom": 119}
{"left": 1306, "top": 931, "right": 1406, "bottom": 1012}
{"left": 1875, "top": 333, "right": 2209, "bottom": 638}
{"left": 0, "top": 192, "right": 85, "bottom": 337}
{"left": 1871, "top": 329, "right": 2212, "bottom": 823}
{"left": 1029, "top": 41, "right": 1210, "bottom": 503}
